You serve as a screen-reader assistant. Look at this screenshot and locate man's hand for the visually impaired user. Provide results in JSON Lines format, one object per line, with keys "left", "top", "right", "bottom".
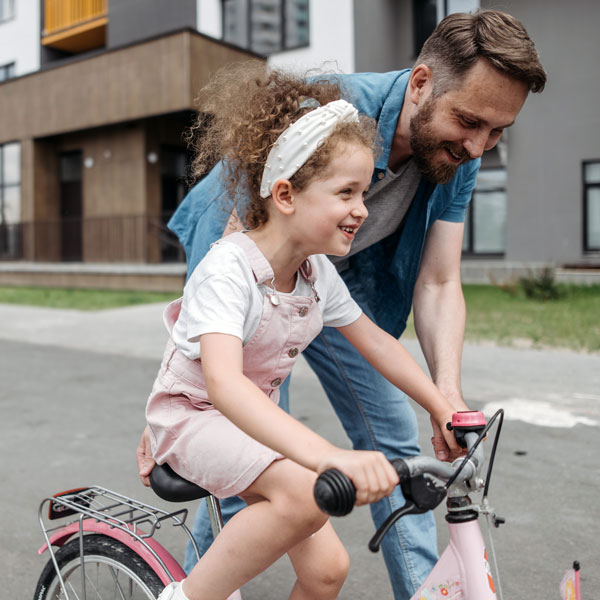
{"left": 430, "top": 390, "right": 470, "bottom": 462}
{"left": 136, "top": 426, "right": 155, "bottom": 487}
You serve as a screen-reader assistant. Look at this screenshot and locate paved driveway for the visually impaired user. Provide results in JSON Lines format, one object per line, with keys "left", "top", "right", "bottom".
{"left": 1, "top": 302, "right": 598, "bottom": 598}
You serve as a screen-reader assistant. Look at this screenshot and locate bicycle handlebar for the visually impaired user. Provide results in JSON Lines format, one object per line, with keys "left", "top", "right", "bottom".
{"left": 314, "top": 415, "right": 487, "bottom": 518}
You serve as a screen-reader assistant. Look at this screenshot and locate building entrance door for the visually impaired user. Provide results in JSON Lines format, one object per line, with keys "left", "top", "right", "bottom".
{"left": 59, "top": 151, "right": 83, "bottom": 261}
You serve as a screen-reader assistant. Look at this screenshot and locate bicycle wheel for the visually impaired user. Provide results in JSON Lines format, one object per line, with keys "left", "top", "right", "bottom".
{"left": 34, "top": 534, "right": 165, "bottom": 599}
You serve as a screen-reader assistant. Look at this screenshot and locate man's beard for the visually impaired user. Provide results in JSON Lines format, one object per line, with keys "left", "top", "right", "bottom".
{"left": 409, "top": 97, "right": 471, "bottom": 185}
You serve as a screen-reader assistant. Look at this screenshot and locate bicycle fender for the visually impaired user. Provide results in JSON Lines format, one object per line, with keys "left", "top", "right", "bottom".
{"left": 37, "top": 518, "right": 185, "bottom": 585}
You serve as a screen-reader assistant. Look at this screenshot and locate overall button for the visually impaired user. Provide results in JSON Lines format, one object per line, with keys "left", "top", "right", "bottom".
{"left": 288, "top": 347, "right": 299, "bottom": 358}
{"left": 270, "top": 378, "right": 282, "bottom": 387}
{"left": 377, "top": 171, "right": 385, "bottom": 180}
{"left": 298, "top": 306, "right": 308, "bottom": 317}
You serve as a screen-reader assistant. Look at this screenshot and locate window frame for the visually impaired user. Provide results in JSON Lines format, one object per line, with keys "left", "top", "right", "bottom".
{"left": 0, "top": 0, "right": 16, "bottom": 24}
{"left": 0, "top": 140, "right": 22, "bottom": 259}
{"left": 583, "top": 159, "right": 600, "bottom": 252}
{"left": 462, "top": 166, "right": 507, "bottom": 257}
{"left": 221, "top": 0, "right": 310, "bottom": 55}
{"left": 0, "top": 62, "right": 15, "bottom": 82}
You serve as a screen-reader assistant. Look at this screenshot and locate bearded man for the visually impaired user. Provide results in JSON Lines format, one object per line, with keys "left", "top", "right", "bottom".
{"left": 138, "top": 9, "right": 546, "bottom": 599}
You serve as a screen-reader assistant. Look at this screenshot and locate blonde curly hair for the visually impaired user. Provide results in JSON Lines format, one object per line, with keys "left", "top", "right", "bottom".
{"left": 186, "top": 61, "right": 377, "bottom": 228}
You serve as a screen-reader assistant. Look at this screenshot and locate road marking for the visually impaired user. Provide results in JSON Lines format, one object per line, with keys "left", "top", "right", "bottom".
{"left": 483, "top": 399, "right": 598, "bottom": 428}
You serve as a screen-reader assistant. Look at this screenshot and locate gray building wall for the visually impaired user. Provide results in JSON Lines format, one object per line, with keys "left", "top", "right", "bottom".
{"left": 353, "top": 0, "right": 414, "bottom": 72}
{"left": 108, "top": 0, "right": 197, "bottom": 48}
{"left": 354, "top": 0, "right": 600, "bottom": 266}
{"left": 482, "top": 0, "right": 600, "bottom": 265}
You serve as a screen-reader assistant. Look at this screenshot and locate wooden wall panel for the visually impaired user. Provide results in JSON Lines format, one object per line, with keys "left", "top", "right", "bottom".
{"left": 0, "top": 30, "right": 255, "bottom": 144}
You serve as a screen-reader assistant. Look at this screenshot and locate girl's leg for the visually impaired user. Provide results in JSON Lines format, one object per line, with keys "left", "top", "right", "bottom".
{"left": 287, "top": 520, "right": 349, "bottom": 600}
{"left": 184, "top": 380, "right": 292, "bottom": 573}
{"left": 181, "top": 458, "right": 345, "bottom": 600}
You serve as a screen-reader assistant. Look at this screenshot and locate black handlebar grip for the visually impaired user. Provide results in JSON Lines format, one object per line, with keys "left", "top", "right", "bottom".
{"left": 314, "top": 469, "right": 356, "bottom": 516}
{"left": 390, "top": 458, "right": 410, "bottom": 482}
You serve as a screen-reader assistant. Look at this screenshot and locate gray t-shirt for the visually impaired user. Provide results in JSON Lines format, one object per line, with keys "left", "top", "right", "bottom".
{"left": 330, "top": 158, "right": 421, "bottom": 272}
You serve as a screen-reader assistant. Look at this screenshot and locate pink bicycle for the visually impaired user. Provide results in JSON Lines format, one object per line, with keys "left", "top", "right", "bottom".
{"left": 35, "top": 409, "right": 570, "bottom": 600}
{"left": 314, "top": 410, "right": 507, "bottom": 600}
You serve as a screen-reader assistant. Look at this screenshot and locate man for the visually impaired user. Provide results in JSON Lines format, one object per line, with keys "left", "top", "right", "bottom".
{"left": 138, "top": 10, "right": 545, "bottom": 598}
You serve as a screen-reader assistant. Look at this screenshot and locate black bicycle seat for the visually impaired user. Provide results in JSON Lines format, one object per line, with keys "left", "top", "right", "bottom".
{"left": 149, "top": 463, "right": 211, "bottom": 503}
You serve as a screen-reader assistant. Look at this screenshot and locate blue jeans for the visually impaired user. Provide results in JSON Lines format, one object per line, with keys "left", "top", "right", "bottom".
{"left": 183, "top": 329, "right": 438, "bottom": 599}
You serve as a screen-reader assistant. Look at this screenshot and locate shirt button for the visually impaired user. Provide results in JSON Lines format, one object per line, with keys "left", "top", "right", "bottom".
{"left": 298, "top": 307, "right": 308, "bottom": 317}
{"left": 377, "top": 172, "right": 385, "bottom": 180}
{"left": 271, "top": 378, "right": 282, "bottom": 387}
{"left": 288, "top": 348, "right": 299, "bottom": 358}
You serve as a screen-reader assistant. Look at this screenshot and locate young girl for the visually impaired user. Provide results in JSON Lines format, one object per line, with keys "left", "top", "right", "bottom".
{"left": 147, "top": 64, "right": 462, "bottom": 600}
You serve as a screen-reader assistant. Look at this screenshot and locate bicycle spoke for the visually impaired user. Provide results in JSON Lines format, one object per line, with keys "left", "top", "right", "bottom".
{"left": 38, "top": 537, "right": 161, "bottom": 600}
{"left": 108, "top": 564, "right": 129, "bottom": 600}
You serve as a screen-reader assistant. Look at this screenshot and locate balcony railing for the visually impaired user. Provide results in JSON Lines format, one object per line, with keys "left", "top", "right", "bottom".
{"left": 43, "top": 0, "right": 108, "bottom": 53}
{"left": 44, "top": 0, "right": 107, "bottom": 35}
{"left": 0, "top": 215, "right": 184, "bottom": 263}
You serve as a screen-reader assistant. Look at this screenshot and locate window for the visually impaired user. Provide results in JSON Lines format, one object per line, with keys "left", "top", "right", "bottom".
{"left": 463, "top": 167, "right": 506, "bottom": 255}
{"left": 0, "top": 142, "right": 21, "bottom": 258}
{"left": 0, "top": 0, "right": 15, "bottom": 23}
{"left": 223, "top": 0, "right": 309, "bottom": 55}
{"left": 584, "top": 161, "right": 600, "bottom": 251}
{"left": 0, "top": 62, "right": 15, "bottom": 82}
{"left": 413, "top": 0, "right": 479, "bottom": 56}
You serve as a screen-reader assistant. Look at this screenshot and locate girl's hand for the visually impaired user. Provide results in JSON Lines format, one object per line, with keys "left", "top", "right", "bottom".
{"left": 136, "top": 426, "right": 156, "bottom": 487}
{"left": 317, "top": 450, "right": 399, "bottom": 506}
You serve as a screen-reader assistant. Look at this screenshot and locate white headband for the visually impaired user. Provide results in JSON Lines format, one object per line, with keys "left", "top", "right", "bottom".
{"left": 259, "top": 99, "right": 359, "bottom": 198}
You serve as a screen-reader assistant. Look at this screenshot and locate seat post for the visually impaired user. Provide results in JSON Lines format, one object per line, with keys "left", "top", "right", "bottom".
{"left": 206, "top": 495, "right": 225, "bottom": 538}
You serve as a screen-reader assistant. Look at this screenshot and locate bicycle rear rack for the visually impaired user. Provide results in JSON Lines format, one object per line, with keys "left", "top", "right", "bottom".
{"left": 38, "top": 485, "right": 200, "bottom": 599}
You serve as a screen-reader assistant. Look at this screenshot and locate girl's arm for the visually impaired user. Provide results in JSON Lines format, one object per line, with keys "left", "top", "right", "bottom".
{"left": 200, "top": 332, "right": 398, "bottom": 505}
{"left": 337, "top": 313, "right": 464, "bottom": 458}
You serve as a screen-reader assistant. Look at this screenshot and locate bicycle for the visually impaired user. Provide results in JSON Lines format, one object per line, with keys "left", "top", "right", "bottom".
{"left": 314, "top": 409, "right": 507, "bottom": 600}
{"left": 34, "top": 409, "right": 579, "bottom": 599}
{"left": 34, "top": 461, "right": 238, "bottom": 599}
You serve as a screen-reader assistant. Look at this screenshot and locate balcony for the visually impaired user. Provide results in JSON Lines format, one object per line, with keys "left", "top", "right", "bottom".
{"left": 42, "top": 0, "right": 108, "bottom": 54}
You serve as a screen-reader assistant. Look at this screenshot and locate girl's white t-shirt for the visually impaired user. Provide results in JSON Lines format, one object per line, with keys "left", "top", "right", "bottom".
{"left": 172, "top": 240, "right": 362, "bottom": 360}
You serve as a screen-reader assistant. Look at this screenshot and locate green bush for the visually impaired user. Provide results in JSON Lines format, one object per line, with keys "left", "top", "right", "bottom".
{"left": 518, "top": 268, "right": 564, "bottom": 301}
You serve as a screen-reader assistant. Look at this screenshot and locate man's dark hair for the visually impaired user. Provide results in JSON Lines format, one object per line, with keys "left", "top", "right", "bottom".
{"left": 416, "top": 9, "right": 546, "bottom": 96}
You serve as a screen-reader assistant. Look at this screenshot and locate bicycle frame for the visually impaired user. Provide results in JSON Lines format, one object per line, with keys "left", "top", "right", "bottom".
{"left": 411, "top": 519, "right": 496, "bottom": 600}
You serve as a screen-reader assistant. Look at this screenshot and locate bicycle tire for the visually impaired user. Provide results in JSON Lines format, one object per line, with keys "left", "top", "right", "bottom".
{"left": 34, "top": 534, "right": 165, "bottom": 600}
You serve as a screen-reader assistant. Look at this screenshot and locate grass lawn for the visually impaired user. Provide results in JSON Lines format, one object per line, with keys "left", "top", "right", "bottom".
{"left": 1, "top": 283, "right": 599, "bottom": 353}
{"left": 0, "top": 286, "right": 179, "bottom": 311}
{"left": 405, "top": 283, "right": 600, "bottom": 353}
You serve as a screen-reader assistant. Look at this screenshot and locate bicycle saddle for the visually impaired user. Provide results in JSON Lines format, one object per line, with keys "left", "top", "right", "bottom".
{"left": 149, "top": 463, "right": 212, "bottom": 503}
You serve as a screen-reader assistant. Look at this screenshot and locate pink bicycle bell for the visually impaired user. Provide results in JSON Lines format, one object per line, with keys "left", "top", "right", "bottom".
{"left": 448, "top": 411, "right": 487, "bottom": 448}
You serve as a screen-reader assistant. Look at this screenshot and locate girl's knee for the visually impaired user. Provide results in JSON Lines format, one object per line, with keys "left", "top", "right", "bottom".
{"left": 274, "top": 490, "right": 328, "bottom": 535}
{"left": 300, "top": 546, "right": 350, "bottom": 596}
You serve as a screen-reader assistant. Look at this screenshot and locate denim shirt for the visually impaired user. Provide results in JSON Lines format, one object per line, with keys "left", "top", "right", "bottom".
{"left": 169, "top": 70, "right": 480, "bottom": 338}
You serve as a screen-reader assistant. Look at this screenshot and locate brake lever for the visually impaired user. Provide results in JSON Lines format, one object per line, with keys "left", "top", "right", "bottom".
{"left": 369, "top": 475, "right": 446, "bottom": 553}
{"left": 369, "top": 501, "right": 419, "bottom": 552}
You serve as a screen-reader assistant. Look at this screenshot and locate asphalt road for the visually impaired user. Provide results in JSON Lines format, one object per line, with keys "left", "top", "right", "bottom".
{"left": 1, "top": 302, "right": 598, "bottom": 599}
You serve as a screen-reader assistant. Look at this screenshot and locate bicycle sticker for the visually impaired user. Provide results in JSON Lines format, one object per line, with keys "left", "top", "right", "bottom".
{"left": 484, "top": 550, "right": 496, "bottom": 593}
{"left": 417, "top": 578, "right": 463, "bottom": 599}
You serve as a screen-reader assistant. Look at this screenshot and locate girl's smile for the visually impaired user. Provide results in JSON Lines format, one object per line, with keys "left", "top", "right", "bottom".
{"left": 289, "top": 143, "right": 374, "bottom": 257}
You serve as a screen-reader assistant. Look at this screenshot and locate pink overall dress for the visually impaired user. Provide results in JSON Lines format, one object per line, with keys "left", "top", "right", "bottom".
{"left": 146, "top": 232, "right": 323, "bottom": 499}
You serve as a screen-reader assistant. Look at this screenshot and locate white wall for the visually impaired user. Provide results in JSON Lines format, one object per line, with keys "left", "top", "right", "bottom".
{"left": 196, "top": 0, "right": 355, "bottom": 74}
{"left": 196, "top": 0, "right": 222, "bottom": 38}
{"left": 0, "top": 1, "right": 40, "bottom": 76}
{"left": 268, "top": 0, "right": 355, "bottom": 74}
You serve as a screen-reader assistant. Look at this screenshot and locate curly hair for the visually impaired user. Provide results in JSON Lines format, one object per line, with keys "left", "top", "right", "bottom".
{"left": 186, "top": 61, "right": 378, "bottom": 228}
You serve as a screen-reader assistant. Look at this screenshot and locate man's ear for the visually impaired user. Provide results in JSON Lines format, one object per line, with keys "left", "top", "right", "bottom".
{"left": 408, "top": 64, "right": 433, "bottom": 105}
{"left": 271, "top": 179, "right": 296, "bottom": 215}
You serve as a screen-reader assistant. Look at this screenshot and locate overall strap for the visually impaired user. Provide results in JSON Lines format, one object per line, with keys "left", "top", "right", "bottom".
{"left": 216, "top": 231, "right": 274, "bottom": 284}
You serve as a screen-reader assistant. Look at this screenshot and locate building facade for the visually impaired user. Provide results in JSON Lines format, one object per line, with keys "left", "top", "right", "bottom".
{"left": 0, "top": 0, "right": 598, "bottom": 290}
